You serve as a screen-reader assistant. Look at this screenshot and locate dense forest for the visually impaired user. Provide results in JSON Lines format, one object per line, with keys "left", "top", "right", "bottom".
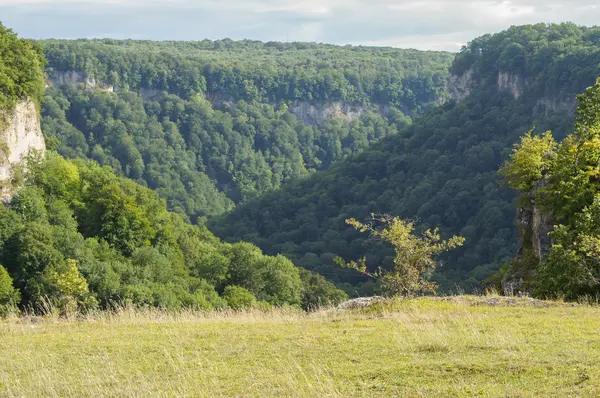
{"left": 212, "top": 23, "right": 600, "bottom": 294}
{"left": 39, "top": 40, "right": 452, "bottom": 221}
{"left": 41, "top": 39, "right": 452, "bottom": 107}
{"left": 0, "top": 152, "right": 347, "bottom": 312}
{"left": 0, "top": 24, "right": 347, "bottom": 313}
{"left": 7, "top": 22, "right": 600, "bottom": 301}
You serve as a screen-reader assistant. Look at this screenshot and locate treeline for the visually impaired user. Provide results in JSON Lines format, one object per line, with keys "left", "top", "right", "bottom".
{"left": 211, "top": 24, "right": 600, "bottom": 294}
{"left": 0, "top": 152, "right": 347, "bottom": 313}
{"left": 40, "top": 38, "right": 453, "bottom": 109}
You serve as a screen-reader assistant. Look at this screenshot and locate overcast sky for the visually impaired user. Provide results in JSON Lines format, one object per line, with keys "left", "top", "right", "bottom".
{"left": 1, "top": 0, "right": 599, "bottom": 51}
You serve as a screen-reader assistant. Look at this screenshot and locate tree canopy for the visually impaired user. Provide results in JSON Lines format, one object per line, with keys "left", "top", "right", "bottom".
{"left": 0, "top": 23, "right": 46, "bottom": 113}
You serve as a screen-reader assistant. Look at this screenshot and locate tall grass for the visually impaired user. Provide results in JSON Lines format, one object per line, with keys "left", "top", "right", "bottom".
{"left": 1, "top": 297, "right": 600, "bottom": 397}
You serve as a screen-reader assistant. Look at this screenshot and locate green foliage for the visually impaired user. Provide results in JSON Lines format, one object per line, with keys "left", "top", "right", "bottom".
{"left": 0, "top": 23, "right": 46, "bottom": 114}
{"left": 40, "top": 38, "right": 452, "bottom": 107}
{"left": 0, "top": 265, "right": 19, "bottom": 307}
{"left": 47, "top": 259, "right": 97, "bottom": 315}
{"left": 298, "top": 268, "right": 348, "bottom": 310}
{"left": 223, "top": 285, "right": 257, "bottom": 310}
{"left": 503, "top": 78, "right": 600, "bottom": 299}
{"left": 213, "top": 23, "right": 600, "bottom": 294}
{"left": 500, "top": 131, "right": 557, "bottom": 193}
{"left": 39, "top": 37, "right": 453, "bottom": 221}
{"left": 336, "top": 215, "right": 464, "bottom": 297}
{"left": 0, "top": 153, "right": 344, "bottom": 312}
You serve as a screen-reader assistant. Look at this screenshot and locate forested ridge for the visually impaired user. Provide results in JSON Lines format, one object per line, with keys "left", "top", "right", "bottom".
{"left": 40, "top": 39, "right": 452, "bottom": 221}
{"left": 212, "top": 23, "right": 600, "bottom": 294}
{"left": 41, "top": 38, "right": 452, "bottom": 107}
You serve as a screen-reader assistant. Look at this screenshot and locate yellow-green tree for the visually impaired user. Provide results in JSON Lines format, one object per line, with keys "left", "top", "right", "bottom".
{"left": 48, "top": 259, "right": 97, "bottom": 316}
{"left": 336, "top": 215, "right": 464, "bottom": 297}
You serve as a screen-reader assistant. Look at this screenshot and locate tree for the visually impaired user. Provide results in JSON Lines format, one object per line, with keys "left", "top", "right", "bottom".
{"left": 223, "top": 285, "right": 257, "bottom": 310}
{"left": 336, "top": 215, "right": 465, "bottom": 297}
{"left": 499, "top": 131, "right": 557, "bottom": 193}
{"left": 0, "top": 265, "right": 20, "bottom": 307}
{"left": 48, "top": 259, "right": 97, "bottom": 316}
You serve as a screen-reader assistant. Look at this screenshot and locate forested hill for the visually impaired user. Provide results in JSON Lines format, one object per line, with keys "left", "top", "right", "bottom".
{"left": 212, "top": 23, "right": 600, "bottom": 294}
{"left": 40, "top": 39, "right": 453, "bottom": 221}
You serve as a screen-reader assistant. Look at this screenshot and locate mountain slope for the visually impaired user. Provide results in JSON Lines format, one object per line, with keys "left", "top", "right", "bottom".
{"left": 212, "top": 23, "right": 600, "bottom": 293}
{"left": 39, "top": 40, "right": 453, "bottom": 221}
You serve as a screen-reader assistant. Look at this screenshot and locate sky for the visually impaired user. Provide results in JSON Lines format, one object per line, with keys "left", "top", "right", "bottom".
{"left": 1, "top": 0, "right": 599, "bottom": 51}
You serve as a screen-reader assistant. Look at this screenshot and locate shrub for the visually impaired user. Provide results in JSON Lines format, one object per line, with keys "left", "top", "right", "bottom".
{"left": 0, "top": 265, "right": 19, "bottom": 306}
{"left": 223, "top": 285, "right": 257, "bottom": 310}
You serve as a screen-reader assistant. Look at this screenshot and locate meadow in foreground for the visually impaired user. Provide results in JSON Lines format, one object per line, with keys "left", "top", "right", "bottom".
{"left": 1, "top": 297, "right": 599, "bottom": 397}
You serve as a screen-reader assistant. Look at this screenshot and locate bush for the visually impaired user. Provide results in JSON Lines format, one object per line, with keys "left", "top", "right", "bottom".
{"left": 0, "top": 265, "right": 20, "bottom": 306}
{"left": 223, "top": 285, "right": 257, "bottom": 310}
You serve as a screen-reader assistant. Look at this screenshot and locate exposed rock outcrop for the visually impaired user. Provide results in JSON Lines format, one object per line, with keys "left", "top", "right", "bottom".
{"left": 288, "top": 101, "right": 387, "bottom": 126}
{"left": 497, "top": 72, "right": 528, "bottom": 100}
{"left": 502, "top": 183, "right": 553, "bottom": 295}
{"left": 447, "top": 69, "right": 475, "bottom": 102}
{"left": 535, "top": 97, "right": 578, "bottom": 116}
{"left": 0, "top": 101, "right": 46, "bottom": 194}
{"left": 48, "top": 70, "right": 114, "bottom": 92}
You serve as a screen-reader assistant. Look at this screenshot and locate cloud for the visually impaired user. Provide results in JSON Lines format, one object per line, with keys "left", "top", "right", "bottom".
{"left": 0, "top": 0, "right": 599, "bottom": 51}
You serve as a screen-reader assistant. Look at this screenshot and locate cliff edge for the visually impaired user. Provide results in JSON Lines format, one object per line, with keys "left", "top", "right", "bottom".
{"left": 0, "top": 100, "right": 46, "bottom": 187}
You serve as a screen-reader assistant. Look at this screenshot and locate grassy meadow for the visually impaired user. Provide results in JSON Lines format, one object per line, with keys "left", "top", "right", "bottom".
{"left": 1, "top": 297, "right": 600, "bottom": 397}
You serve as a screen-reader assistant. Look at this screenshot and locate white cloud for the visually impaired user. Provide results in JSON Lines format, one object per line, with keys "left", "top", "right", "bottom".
{"left": 0, "top": 0, "right": 599, "bottom": 50}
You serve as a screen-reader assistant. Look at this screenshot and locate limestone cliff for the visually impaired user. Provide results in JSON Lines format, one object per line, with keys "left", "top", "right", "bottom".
{"left": 447, "top": 68, "right": 475, "bottom": 102}
{"left": 288, "top": 101, "right": 388, "bottom": 126}
{"left": 448, "top": 69, "right": 529, "bottom": 102}
{"left": 48, "top": 70, "right": 114, "bottom": 92}
{"left": 502, "top": 184, "right": 553, "bottom": 295}
{"left": 0, "top": 101, "right": 46, "bottom": 190}
{"left": 497, "top": 72, "right": 528, "bottom": 100}
{"left": 48, "top": 70, "right": 392, "bottom": 126}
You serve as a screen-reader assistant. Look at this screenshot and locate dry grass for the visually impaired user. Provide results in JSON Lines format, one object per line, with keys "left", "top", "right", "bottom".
{"left": 1, "top": 297, "right": 600, "bottom": 397}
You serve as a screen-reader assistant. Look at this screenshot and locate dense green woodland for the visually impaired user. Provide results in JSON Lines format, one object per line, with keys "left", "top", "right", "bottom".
{"left": 212, "top": 23, "right": 600, "bottom": 293}
{"left": 41, "top": 38, "right": 452, "bottom": 108}
{"left": 39, "top": 39, "right": 451, "bottom": 220}
{"left": 0, "top": 152, "right": 347, "bottom": 312}
{"left": 42, "top": 88, "right": 405, "bottom": 220}
{"left": 4, "top": 22, "right": 600, "bottom": 304}
{"left": 0, "top": 24, "right": 347, "bottom": 313}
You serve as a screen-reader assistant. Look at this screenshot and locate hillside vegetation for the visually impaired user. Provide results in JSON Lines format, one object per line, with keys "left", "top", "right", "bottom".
{"left": 40, "top": 39, "right": 452, "bottom": 220}
{"left": 2, "top": 298, "right": 600, "bottom": 397}
{"left": 0, "top": 24, "right": 346, "bottom": 314}
{"left": 0, "top": 24, "right": 45, "bottom": 113}
{"left": 212, "top": 23, "right": 600, "bottom": 294}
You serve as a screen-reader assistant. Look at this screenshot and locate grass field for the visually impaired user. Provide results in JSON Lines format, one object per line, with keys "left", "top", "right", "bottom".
{"left": 1, "top": 296, "right": 600, "bottom": 397}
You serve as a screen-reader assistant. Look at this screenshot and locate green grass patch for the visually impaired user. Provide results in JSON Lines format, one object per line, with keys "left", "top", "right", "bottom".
{"left": 1, "top": 297, "right": 599, "bottom": 397}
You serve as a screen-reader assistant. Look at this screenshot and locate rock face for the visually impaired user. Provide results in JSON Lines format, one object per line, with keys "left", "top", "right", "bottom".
{"left": 288, "top": 101, "right": 385, "bottom": 126}
{"left": 0, "top": 100, "right": 46, "bottom": 186}
{"left": 48, "top": 70, "right": 114, "bottom": 92}
{"left": 502, "top": 184, "right": 554, "bottom": 295}
{"left": 535, "top": 97, "right": 578, "bottom": 116}
{"left": 46, "top": 70, "right": 395, "bottom": 126}
{"left": 447, "top": 69, "right": 475, "bottom": 102}
{"left": 497, "top": 72, "right": 528, "bottom": 100}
